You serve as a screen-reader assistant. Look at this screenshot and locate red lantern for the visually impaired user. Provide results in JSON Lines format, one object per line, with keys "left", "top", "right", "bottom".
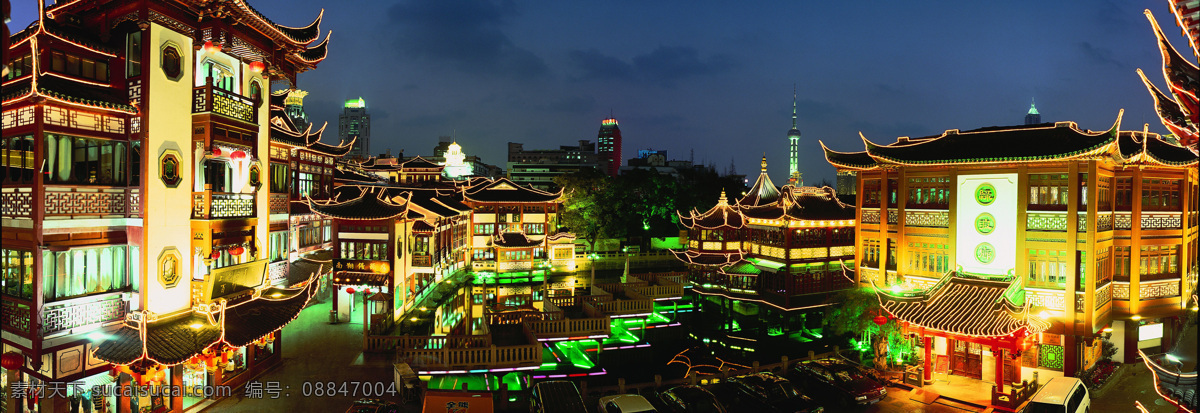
{"left": 0, "top": 352, "right": 24, "bottom": 370}
{"left": 210, "top": 250, "right": 221, "bottom": 259}
{"left": 248, "top": 61, "right": 265, "bottom": 73}
{"left": 346, "top": 287, "right": 356, "bottom": 294}
{"left": 212, "top": 147, "right": 222, "bottom": 156}
{"left": 230, "top": 150, "right": 246, "bottom": 161}
{"left": 204, "top": 41, "right": 220, "bottom": 54}
{"left": 230, "top": 246, "right": 245, "bottom": 256}
{"left": 363, "top": 289, "right": 371, "bottom": 295}
{"left": 873, "top": 315, "right": 888, "bottom": 326}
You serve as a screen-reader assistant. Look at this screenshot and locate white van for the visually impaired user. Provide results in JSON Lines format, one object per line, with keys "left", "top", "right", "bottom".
{"left": 1024, "top": 377, "right": 1090, "bottom": 413}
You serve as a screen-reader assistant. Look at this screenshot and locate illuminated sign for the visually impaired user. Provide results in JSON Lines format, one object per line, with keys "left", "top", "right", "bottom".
{"left": 199, "top": 259, "right": 267, "bottom": 302}
{"left": 956, "top": 174, "right": 1017, "bottom": 276}
{"left": 344, "top": 97, "right": 366, "bottom": 108}
{"left": 421, "top": 390, "right": 494, "bottom": 413}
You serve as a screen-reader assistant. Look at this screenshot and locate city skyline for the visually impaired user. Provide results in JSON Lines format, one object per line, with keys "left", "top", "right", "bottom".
{"left": 9, "top": 0, "right": 1191, "bottom": 185}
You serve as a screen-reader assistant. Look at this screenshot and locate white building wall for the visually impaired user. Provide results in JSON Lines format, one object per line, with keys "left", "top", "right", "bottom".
{"left": 144, "top": 23, "right": 194, "bottom": 315}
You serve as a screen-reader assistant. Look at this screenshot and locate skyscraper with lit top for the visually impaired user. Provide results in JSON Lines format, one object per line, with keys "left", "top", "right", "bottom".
{"left": 597, "top": 116, "right": 622, "bottom": 177}
{"left": 1025, "top": 99, "right": 1041, "bottom": 125}
{"left": 340, "top": 97, "right": 371, "bottom": 159}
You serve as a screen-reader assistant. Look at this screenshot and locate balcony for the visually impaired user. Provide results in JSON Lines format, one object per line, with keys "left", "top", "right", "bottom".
{"left": 192, "top": 84, "right": 257, "bottom": 124}
{"left": 40, "top": 292, "right": 129, "bottom": 337}
{"left": 192, "top": 192, "right": 255, "bottom": 219}
{"left": 42, "top": 186, "right": 140, "bottom": 218}
{"left": 412, "top": 255, "right": 433, "bottom": 268}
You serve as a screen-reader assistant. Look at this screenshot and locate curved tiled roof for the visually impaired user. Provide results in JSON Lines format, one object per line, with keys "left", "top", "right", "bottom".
{"left": 308, "top": 186, "right": 409, "bottom": 220}
{"left": 670, "top": 250, "right": 743, "bottom": 267}
{"left": 493, "top": 231, "right": 542, "bottom": 248}
{"left": 463, "top": 178, "right": 562, "bottom": 203}
{"left": 740, "top": 156, "right": 781, "bottom": 207}
{"left": 875, "top": 273, "right": 1049, "bottom": 337}
{"left": 94, "top": 273, "right": 321, "bottom": 366}
{"left": 720, "top": 260, "right": 761, "bottom": 275}
{"left": 296, "top": 32, "right": 331, "bottom": 63}
{"left": 864, "top": 115, "right": 1121, "bottom": 166}
{"left": 678, "top": 190, "right": 744, "bottom": 229}
{"left": 821, "top": 140, "right": 879, "bottom": 170}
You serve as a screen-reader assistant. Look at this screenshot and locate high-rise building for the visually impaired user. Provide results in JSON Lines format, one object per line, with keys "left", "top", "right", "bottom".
{"left": 340, "top": 97, "right": 371, "bottom": 159}
{"left": 597, "top": 117, "right": 622, "bottom": 177}
{"left": 507, "top": 140, "right": 598, "bottom": 190}
{"left": 284, "top": 89, "right": 310, "bottom": 132}
{"left": 1024, "top": 99, "right": 1041, "bottom": 125}
{"left": 787, "top": 90, "right": 803, "bottom": 185}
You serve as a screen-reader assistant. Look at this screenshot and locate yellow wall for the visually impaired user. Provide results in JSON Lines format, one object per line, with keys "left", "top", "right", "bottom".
{"left": 145, "top": 23, "right": 195, "bottom": 315}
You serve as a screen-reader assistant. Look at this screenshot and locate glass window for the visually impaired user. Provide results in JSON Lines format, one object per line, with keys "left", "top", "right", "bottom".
{"left": 127, "top": 32, "right": 142, "bottom": 77}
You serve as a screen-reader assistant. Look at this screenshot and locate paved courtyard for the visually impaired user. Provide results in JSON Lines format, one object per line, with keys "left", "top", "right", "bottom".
{"left": 207, "top": 298, "right": 405, "bottom": 412}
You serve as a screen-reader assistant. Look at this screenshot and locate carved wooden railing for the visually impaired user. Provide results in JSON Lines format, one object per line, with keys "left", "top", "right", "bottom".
{"left": 412, "top": 255, "right": 433, "bottom": 268}
{"left": 192, "top": 192, "right": 255, "bottom": 219}
{"left": 524, "top": 316, "right": 610, "bottom": 340}
{"left": 192, "top": 84, "right": 257, "bottom": 124}
{"left": 40, "top": 292, "right": 129, "bottom": 337}
{"left": 394, "top": 334, "right": 539, "bottom": 370}
{"left": 43, "top": 186, "right": 140, "bottom": 218}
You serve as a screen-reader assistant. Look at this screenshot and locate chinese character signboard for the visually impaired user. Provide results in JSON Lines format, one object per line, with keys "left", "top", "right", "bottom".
{"left": 421, "top": 390, "right": 495, "bottom": 413}
{"left": 956, "top": 174, "right": 1017, "bottom": 276}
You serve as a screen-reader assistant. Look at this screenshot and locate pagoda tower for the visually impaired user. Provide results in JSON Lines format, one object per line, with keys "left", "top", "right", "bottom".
{"left": 787, "top": 90, "right": 802, "bottom": 185}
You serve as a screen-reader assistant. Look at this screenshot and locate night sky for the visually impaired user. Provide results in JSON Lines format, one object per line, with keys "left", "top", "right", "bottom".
{"left": 11, "top": 1, "right": 1194, "bottom": 185}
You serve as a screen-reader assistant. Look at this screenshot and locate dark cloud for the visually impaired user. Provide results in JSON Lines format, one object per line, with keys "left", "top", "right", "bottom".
{"left": 1077, "top": 41, "right": 1125, "bottom": 68}
{"left": 536, "top": 95, "right": 597, "bottom": 114}
{"left": 566, "top": 46, "right": 734, "bottom": 87}
{"left": 567, "top": 49, "right": 636, "bottom": 81}
{"left": 632, "top": 46, "right": 735, "bottom": 87}
{"left": 386, "top": 0, "right": 549, "bottom": 79}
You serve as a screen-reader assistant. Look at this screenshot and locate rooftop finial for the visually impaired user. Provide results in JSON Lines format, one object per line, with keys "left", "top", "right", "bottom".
{"left": 761, "top": 154, "right": 768, "bottom": 172}
{"left": 718, "top": 189, "right": 728, "bottom": 206}
{"left": 1028, "top": 98, "right": 1039, "bottom": 115}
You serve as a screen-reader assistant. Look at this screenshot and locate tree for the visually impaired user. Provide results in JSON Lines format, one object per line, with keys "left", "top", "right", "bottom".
{"left": 554, "top": 168, "right": 615, "bottom": 251}
{"left": 822, "top": 286, "right": 909, "bottom": 368}
{"left": 611, "top": 168, "right": 682, "bottom": 242}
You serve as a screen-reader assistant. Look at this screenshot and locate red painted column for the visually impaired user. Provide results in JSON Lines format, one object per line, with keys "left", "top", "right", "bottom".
{"left": 994, "top": 345, "right": 1004, "bottom": 393}
{"left": 923, "top": 336, "right": 933, "bottom": 382}
{"left": 1013, "top": 348, "right": 1022, "bottom": 384}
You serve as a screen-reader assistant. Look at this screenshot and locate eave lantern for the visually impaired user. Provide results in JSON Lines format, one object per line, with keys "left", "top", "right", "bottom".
{"left": 873, "top": 315, "right": 888, "bottom": 326}
{"left": 249, "top": 61, "right": 265, "bottom": 73}
{"left": 230, "top": 150, "right": 246, "bottom": 161}
{"left": 1, "top": 352, "right": 23, "bottom": 370}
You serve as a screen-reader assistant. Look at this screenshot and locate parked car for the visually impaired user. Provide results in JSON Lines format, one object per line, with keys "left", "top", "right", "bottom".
{"left": 347, "top": 398, "right": 400, "bottom": 413}
{"left": 789, "top": 358, "right": 887, "bottom": 406}
{"left": 726, "top": 373, "right": 823, "bottom": 413}
{"left": 658, "top": 385, "right": 728, "bottom": 413}
{"left": 598, "top": 394, "right": 658, "bottom": 413}
{"left": 1024, "top": 377, "right": 1090, "bottom": 413}
{"left": 529, "top": 380, "right": 588, "bottom": 413}
{"left": 706, "top": 382, "right": 779, "bottom": 413}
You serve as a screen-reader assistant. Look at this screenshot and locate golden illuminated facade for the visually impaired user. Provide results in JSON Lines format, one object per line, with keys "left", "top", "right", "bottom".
{"left": 824, "top": 113, "right": 1198, "bottom": 397}
{"left": 2, "top": 0, "right": 331, "bottom": 411}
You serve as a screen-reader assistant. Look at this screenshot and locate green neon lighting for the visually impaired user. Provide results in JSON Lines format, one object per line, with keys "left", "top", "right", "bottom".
{"left": 344, "top": 97, "right": 366, "bottom": 108}
{"left": 554, "top": 342, "right": 595, "bottom": 369}
{"left": 974, "top": 183, "right": 996, "bottom": 206}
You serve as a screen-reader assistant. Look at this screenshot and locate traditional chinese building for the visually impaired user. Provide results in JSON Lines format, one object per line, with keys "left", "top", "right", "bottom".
{"left": 1, "top": 0, "right": 330, "bottom": 411}
{"left": 823, "top": 113, "right": 1198, "bottom": 398}
{"left": 674, "top": 157, "right": 857, "bottom": 335}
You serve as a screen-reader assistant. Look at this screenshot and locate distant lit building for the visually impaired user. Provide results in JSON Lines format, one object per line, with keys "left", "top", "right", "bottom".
{"left": 597, "top": 117, "right": 622, "bottom": 177}
{"left": 507, "top": 140, "right": 598, "bottom": 190}
{"left": 1025, "top": 99, "right": 1041, "bottom": 125}
{"left": 285, "top": 89, "right": 311, "bottom": 132}
{"left": 836, "top": 170, "right": 857, "bottom": 197}
{"left": 621, "top": 149, "right": 693, "bottom": 178}
{"left": 340, "top": 97, "right": 371, "bottom": 159}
